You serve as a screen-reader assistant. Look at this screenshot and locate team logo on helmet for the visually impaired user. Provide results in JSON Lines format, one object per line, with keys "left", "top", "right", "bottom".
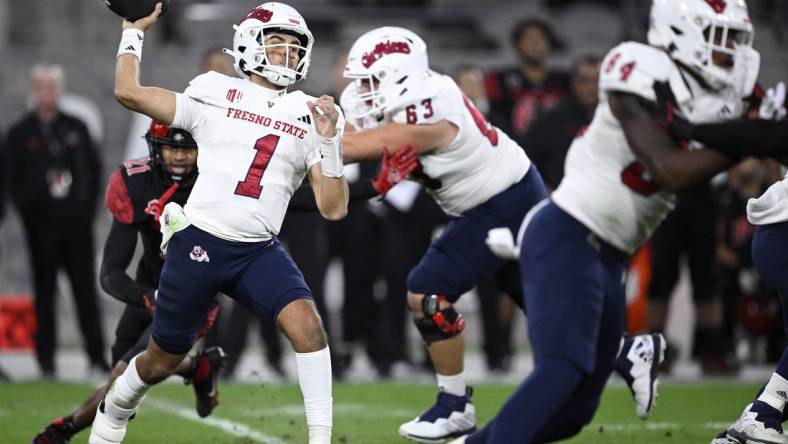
{"left": 361, "top": 41, "right": 412, "bottom": 68}
{"left": 704, "top": 0, "right": 727, "bottom": 13}
{"left": 245, "top": 7, "right": 273, "bottom": 23}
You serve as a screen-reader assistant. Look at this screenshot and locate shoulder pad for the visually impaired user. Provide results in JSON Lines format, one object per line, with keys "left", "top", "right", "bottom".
{"left": 386, "top": 71, "right": 458, "bottom": 125}
{"left": 600, "top": 42, "right": 675, "bottom": 101}
{"left": 105, "top": 169, "right": 134, "bottom": 224}
{"left": 183, "top": 71, "right": 238, "bottom": 107}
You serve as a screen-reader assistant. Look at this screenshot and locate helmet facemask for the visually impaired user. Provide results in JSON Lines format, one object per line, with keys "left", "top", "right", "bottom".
{"left": 695, "top": 18, "right": 754, "bottom": 88}
{"left": 145, "top": 122, "right": 198, "bottom": 184}
{"left": 234, "top": 25, "right": 311, "bottom": 87}
{"left": 340, "top": 74, "right": 387, "bottom": 130}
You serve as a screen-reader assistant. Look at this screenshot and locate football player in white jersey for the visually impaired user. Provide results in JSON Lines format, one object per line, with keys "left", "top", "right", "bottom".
{"left": 455, "top": 1, "right": 762, "bottom": 443}
{"left": 339, "top": 26, "right": 666, "bottom": 443}
{"left": 87, "top": 3, "right": 347, "bottom": 444}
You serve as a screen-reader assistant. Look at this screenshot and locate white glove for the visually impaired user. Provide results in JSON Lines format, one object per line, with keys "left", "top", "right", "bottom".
{"left": 159, "top": 202, "right": 192, "bottom": 255}
{"left": 486, "top": 227, "right": 520, "bottom": 260}
{"left": 760, "top": 82, "right": 786, "bottom": 120}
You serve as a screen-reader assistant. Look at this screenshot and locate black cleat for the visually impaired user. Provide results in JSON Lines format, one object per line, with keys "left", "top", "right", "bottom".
{"left": 185, "top": 346, "right": 226, "bottom": 417}
{"left": 31, "top": 417, "right": 77, "bottom": 444}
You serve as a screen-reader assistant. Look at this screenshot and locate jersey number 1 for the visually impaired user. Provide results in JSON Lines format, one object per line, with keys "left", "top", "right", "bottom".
{"left": 235, "top": 134, "right": 280, "bottom": 199}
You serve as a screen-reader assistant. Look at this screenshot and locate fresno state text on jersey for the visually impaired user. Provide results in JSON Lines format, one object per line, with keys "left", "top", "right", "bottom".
{"left": 171, "top": 71, "right": 344, "bottom": 241}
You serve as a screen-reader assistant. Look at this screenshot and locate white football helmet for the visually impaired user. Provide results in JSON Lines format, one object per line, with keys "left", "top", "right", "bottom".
{"left": 224, "top": 2, "right": 313, "bottom": 87}
{"left": 648, "top": 0, "right": 758, "bottom": 91}
{"left": 341, "top": 27, "right": 428, "bottom": 129}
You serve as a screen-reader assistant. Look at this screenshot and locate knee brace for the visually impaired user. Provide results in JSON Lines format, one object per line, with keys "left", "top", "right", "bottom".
{"left": 414, "top": 294, "right": 465, "bottom": 345}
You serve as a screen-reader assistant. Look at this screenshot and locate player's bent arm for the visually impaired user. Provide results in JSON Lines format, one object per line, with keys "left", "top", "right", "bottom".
{"left": 115, "top": 54, "right": 177, "bottom": 124}
{"left": 609, "top": 91, "right": 735, "bottom": 193}
{"left": 99, "top": 219, "right": 154, "bottom": 307}
{"left": 307, "top": 163, "right": 349, "bottom": 221}
{"left": 342, "top": 121, "right": 457, "bottom": 163}
{"left": 113, "top": 4, "right": 176, "bottom": 124}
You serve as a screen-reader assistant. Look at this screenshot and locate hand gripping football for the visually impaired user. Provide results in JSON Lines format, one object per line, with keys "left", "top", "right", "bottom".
{"left": 103, "top": 0, "right": 169, "bottom": 21}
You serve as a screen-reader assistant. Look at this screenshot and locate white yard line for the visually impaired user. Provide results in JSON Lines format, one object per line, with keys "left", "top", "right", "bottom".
{"left": 148, "top": 399, "right": 287, "bottom": 444}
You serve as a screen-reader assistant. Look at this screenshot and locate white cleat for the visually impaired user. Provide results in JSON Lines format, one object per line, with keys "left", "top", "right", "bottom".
{"left": 398, "top": 388, "right": 476, "bottom": 443}
{"left": 87, "top": 400, "right": 129, "bottom": 444}
{"left": 447, "top": 436, "right": 467, "bottom": 444}
{"left": 615, "top": 333, "right": 666, "bottom": 419}
{"left": 726, "top": 404, "right": 788, "bottom": 444}
{"left": 710, "top": 430, "right": 741, "bottom": 444}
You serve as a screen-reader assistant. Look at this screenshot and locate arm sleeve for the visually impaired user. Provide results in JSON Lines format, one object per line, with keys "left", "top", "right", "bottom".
{"left": 690, "top": 119, "right": 788, "bottom": 157}
{"left": 288, "top": 180, "right": 378, "bottom": 212}
{"left": 99, "top": 219, "right": 153, "bottom": 306}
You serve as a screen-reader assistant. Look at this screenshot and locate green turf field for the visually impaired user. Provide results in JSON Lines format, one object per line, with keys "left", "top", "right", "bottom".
{"left": 1, "top": 381, "right": 759, "bottom": 443}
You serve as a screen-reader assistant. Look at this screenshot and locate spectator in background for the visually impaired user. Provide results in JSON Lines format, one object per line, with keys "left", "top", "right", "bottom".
{"left": 484, "top": 18, "right": 570, "bottom": 142}
{"left": 716, "top": 160, "right": 781, "bottom": 362}
{"left": 4, "top": 64, "right": 107, "bottom": 377}
{"left": 520, "top": 55, "right": 600, "bottom": 191}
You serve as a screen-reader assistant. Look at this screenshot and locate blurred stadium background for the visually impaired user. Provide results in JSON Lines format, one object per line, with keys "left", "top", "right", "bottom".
{"left": 0, "top": 0, "right": 787, "bottom": 395}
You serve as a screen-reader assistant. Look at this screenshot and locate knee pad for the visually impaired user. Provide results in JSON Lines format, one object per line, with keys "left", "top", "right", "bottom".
{"left": 414, "top": 294, "right": 465, "bottom": 345}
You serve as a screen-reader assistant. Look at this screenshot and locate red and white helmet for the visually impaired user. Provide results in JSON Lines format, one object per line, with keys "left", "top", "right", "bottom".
{"left": 224, "top": 2, "right": 313, "bottom": 87}
{"left": 341, "top": 27, "right": 428, "bottom": 128}
{"left": 648, "top": 0, "right": 758, "bottom": 91}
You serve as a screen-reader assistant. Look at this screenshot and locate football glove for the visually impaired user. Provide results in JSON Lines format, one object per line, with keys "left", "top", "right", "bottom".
{"left": 485, "top": 227, "right": 519, "bottom": 260}
{"left": 759, "top": 82, "right": 786, "bottom": 121}
{"left": 371, "top": 145, "right": 420, "bottom": 197}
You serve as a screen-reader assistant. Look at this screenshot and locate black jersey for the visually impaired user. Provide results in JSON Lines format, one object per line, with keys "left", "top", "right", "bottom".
{"left": 102, "top": 158, "right": 193, "bottom": 305}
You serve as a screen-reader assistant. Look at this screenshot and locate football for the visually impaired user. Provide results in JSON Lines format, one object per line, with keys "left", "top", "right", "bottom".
{"left": 103, "top": 0, "right": 169, "bottom": 21}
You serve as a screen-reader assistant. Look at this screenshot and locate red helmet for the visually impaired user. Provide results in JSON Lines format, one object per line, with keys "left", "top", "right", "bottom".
{"left": 144, "top": 120, "right": 198, "bottom": 183}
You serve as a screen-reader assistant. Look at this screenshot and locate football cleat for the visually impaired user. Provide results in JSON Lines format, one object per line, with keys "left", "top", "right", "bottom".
{"left": 615, "top": 333, "right": 666, "bottom": 419}
{"left": 31, "top": 416, "right": 76, "bottom": 444}
{"left": 185, "top": 346, "right": 226, "bottom": 418}
{"left": 710, "top": 430, "right": 741, "bottom": 444}
{"left": 87, "top": 401, "right": 129, "bottom": 444}
{"left": 726, "top": 402, "right": 788, "bottom": 444}
{"left": 398, "top": 387, "right": 476, "bottom": 443}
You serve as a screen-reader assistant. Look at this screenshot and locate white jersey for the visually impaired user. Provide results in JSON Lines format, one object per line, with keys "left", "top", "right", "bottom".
{"left": 384, "top": 70, "right": 530, "bottom": 216}
{"left": 171, "top": 71, "right": 343, "bottom": 242}
{"left": 552, "top": 42, "right": 745, "bottom": 254}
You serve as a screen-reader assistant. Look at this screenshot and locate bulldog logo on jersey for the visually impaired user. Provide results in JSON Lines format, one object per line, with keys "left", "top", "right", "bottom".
{"left": 190, "top": 246, "right": 210, "bottom": 263}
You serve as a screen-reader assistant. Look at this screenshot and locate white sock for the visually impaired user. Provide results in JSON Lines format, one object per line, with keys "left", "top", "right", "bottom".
{"left": 757, "top": 372, "right": 788, "bottom": 412}
{"left": 437, "top": 371, "right": 466, "bottom": 397}
{"left": 295, "top": 347, "right": 332, "bottom": 444}
{"left": 104, "top": 355, "right": 152, "bottom": 422}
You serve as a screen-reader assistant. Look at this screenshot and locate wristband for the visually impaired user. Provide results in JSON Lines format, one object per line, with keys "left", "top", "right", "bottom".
{"left": 319, "top": 133, "right": 344, "bottom": 178}
{"left": 117, "top": 29, "right": 145, "bottom": 61}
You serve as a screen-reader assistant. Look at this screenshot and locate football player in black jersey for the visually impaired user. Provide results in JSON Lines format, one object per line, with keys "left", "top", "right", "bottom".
{"left": 31, "top": 121, "right": 224, "bottom": 444}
